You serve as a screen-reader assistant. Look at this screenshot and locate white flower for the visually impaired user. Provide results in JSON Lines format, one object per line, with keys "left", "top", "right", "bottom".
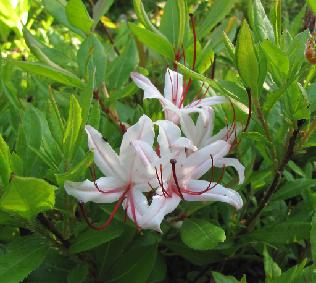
{"left": 131, "top": 69, "right": 227, "bottom": 124}
{"left": 65, "top": 115, "right": 158, "bottom": 229}
{"left": 133, "top": 120, "right": 244, "bottom": 232}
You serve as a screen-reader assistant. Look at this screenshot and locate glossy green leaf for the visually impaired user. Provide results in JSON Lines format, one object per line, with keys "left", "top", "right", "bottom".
{"left": 106, "top": 242, "right": 157, "bottom": 283}
{"left": 63, "top": 95, "right": 82, "bottom": 162}
{"left": 270, "top": 260, "right": 306, "bottom": 283}
{"left": 129, "top": 23, "right": 174, "bottom": 61}
{"left": 197, "top": 0, "right": 237, "bottom": 39}
{"left": 107, "top": 39, "right": 138, "bottom": 89}
{"left": 235, "top": 20, "right": 259, "bottom": 94}
{"left": 212, "top": 271, "right": 240, "bottom": 283}
{"left": 55, "top": 152, "right": 94, "bottom": 186}
{"left": 65, "top": 0, "right": 93, "bottom": 35}
{"left": 263, "top": 246, "right": 282, "bottom": 280}
{"left": 308, "top": 0, "right": 316, "bottom": 13}
{"left": 70, "top": 223, "right": 123, "bottom": 253}
{"left": 67, "top": 263, "right": 89, "bottom": 283}
{"left": 311, "top": 213, "right": 316, "bottom": 262}
{"left": 180, "top": 219, "right": 226, "bottom": 250}
{"left": 0, "top": 134, "right": 11, "bottom": 186}
{"left": 132, "top": 0, "right": 158, "bottom": 33}
{"left": 12, "top": 60, "right": 84, "bottom": 88}
{"left": 248, "top": 0, "right": 274, "bottom": 42}
{"left": 0, "top": 235, "right": 48, "bottom": 283}
{"left": 0, "top": 176, "right": 55, "bottom": 221}
{"left": 92, "top": 0, "right": 114, "bottom": 30}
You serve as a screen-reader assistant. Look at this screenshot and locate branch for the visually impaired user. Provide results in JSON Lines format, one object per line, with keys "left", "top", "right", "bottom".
{"left": 244, "top": 120, "right": 304, "bottom": 231}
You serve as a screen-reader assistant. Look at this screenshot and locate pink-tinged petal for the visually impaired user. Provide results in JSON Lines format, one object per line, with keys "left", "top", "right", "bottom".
{"left": 130, "top": 72, "right": 162, "bottom": 100}
{"left": 120, "top": 115, "right": 154, "bottom": 178}
{"left": 131, "top": 140, "right": 159, "bottom": 183}
{"left": 183, "top": 180, "right": 243, "bottom": 210}
{"left": 164, "top": 69, "right": 183, "bottom": 107}
{"left": 186, "top": 96, "right": 228, "bottom": 108}
{"left": 65, "top": 177, "right": 124, "bottom": 203}
{"left": 182, "top": 140, "right": 231, "bottom": 180}
{"left": 215, "top": 158, "right": 245, "bottom": 184}
{"left": 139, "top": 193, "right": 181, "bottom": 232}
{"left": 173, "top": 137, "right": 197, "bottom": 151}
{"left": 85, "top": 125, "right": 125, "bottom": 181}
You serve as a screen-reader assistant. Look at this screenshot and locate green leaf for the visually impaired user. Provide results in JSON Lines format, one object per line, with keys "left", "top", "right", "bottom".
{"left": 197, "top": 0, "right": 237, "bottom": 40}
{"left": 0, "top": 176, "right": 55, "bottom": 221}
{"left": 272, "top": 0, "right": 281, "bottom": 45}
{"left": 212, "top": 271, "right": 240, "bottom": 283}
{"left": 92, "top": 0, "right": 114, "bottom": 30}
{"left": 147, "top": 254, "right": 167, "bottom": 283}
{"left": 65, "top": 0, "right": 93, "bottom": 35}
{"left": 0, "top": 134, "right": 11, "bottom": 187}
{"left": 308, "top": 0, "right": 316, "bottom": 13}
{"left": 55, "top": 152, "right": 94, "bottom": 186}
{"left": 77, "top": 34, "right": 106, "bottom": 87}
{"left": 235, "top": 20, "right": 259, "bottom": 94}
{"left": 107, "top": 39, "right": 138, "bottom": 89}
{"left": 67, "top": 263, "right": 89, "bottom": 283}
{"left": 107, "top": 241, "right": 157, "bottom": 283}
{"left": 271, "top": 179, "right": 315, "bottom": 201}
{"left": 311, "top": 213, "right": 316, "bottom": 262}
{"left": 160, "top": 0, "right": 187, "bottom": 48}
{"left": 248, "top": 0, "right": 274, "bottom": 42}
{"left": 70, "top": 223, "right": 123, "bottom": 253}
{"left": 11, "top": 60, "right": 84, "bottom": 88}
{"left": 0, "top": 235, "right": 48, "bottom": 283}
{"left": 63, "top": 95, "right": 82, "bottom": 163}
{"left": 270, "top": 260, "right": 306, "bottom": 283}
{"left": 263, "top": 246, "right": 282, "bottom": 281}
{"left": 43, "top": 0, "right": 85, "bottom": 36}
{"left": 132, "top": 0, "right": 158, "bottom": 33}
{"left": 129, "top": 23, "right": 175, "bottom": 61}
{"left": 180, "top": 219, "right": 226, "bottom": 250}
{"left": 22, "top": 106, "right": 42, "bottom": 150}
{"left": 244, "top": 221, "right": 311, "bottom": 244}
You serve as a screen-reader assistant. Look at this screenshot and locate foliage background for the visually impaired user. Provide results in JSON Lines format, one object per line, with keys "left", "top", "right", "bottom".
{"left": 0, "top": 0, "right": 316, "bottom": 282}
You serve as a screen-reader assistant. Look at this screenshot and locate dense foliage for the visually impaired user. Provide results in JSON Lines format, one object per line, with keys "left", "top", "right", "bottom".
{"left": 0, "top": 0, "right": 316, "bottom": 282}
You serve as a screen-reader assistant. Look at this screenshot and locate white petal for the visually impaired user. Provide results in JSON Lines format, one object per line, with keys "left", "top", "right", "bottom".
{"left": 215, "top": 157, "right": 245, "bottom": 184}
{"left": 120, "top": 115, "right": 154, "bottom": 178}
{"left": 164, "top": 69, "right": 183, "bottom": 107}
{"left": 131, "top": 72, "right": 162, "bottom": 100}
{"left": 207, "top": 123, "right": 242, "bottom": 145}
{"left": 131, "top": 140, "right": 159, "bottom": 183}
{"left": 183, "top": 179, "right": 243, "bottom": 210}
{"left": 139, "top": 193, "right": 181, "bottom": 232}
{"left": 186, "top": 96, "right": 228, "bottom": 108}
{"left": 85, "top": 125, "right": 125, "bottom": 180}
{"left": 182, "top": 140, "right": 231, "bottom": 179}
{"left": 65, "top": 177, "right": 124, "bottom": 203}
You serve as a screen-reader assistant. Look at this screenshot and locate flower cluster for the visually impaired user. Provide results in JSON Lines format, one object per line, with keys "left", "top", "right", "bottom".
{"left": 65, "top": 69, "right": 244, "bottom": 232}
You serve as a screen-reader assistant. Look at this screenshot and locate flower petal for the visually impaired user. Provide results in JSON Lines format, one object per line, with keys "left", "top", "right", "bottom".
{"left": 186, "top": 96, "right": 228, "bottom": 108}
{"left": 164, "top": 69, "right": 183, "bottom": 107}
{"left": 120, "top": 115, "right": 155, "bottom": 179}
{"left": 184, "top": 179, "right": 243, "bottom": 210}
{"left": 131, "top": 72, "right": 162, "bottom": 100}
{"left": 65, "top": 177, "right": 124, "bottom": 203}
{"left": 140, "top": 193, "right": 181, "bottom": 232}
{"left": 215, "top": 157, "right": 245, "bottom": 184}
{"left": 182, "top": 140, "right": 231, "bottom": 180}
{"left": 207, "top": 123, "right": 242, "bottom": 145}
{"left": 85, "top": 125, "right": 125, "bottom": 181}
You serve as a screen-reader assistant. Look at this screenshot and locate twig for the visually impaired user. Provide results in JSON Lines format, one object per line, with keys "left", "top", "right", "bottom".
{"left": 37, "top": 213, "right": 70, "bottom": 249}
{"left": 244, "top": 120, "right": 304, "bottom": 231}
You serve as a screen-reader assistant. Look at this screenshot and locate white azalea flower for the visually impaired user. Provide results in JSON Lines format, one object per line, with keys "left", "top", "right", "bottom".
{"left": 131, "top": 69, "right": 227, "bottom": 124}
{"left": 133, "top": 120, "right": 244, "bottom": 232}
{"left": 65, "top": 115, "right": 159, "bottom": 229}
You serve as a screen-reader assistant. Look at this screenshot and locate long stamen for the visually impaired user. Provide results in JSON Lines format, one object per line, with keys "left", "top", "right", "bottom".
{"left": 79, "top": 186, "right": 130, "bottom": 231}
{"left": 155, "top": 166, "right": 170, "bottom": 198}
{"left": 170, "top": 159, "right": 185, "bottom": 200}
{"left": 128, "top": 190, "right": 140, "bottom": 231}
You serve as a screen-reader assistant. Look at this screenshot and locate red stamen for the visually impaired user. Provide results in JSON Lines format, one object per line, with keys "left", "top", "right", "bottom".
{"left": 170, "top": 159, "right": 185, "bottom": 200}
{"left": 79, "top": 186, "right": 130, "bottom": 231}
{"left": 128, "top": 190, "right": 140, "bottom": 231}
{"left": 155, "top": 166, "right": 171, "bottom": 198}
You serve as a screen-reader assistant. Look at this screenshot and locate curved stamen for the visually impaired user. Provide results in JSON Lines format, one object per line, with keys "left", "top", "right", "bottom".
{"left": 128, "top": 190, "right": 140, "bottom": 231}
{"left": 90, "top": 165, "right": 121, "bottom": 194}
{"left": 155, "top": 166, "right": 171, "bottom": 198}
{"left": 170, "top": 159, "right": 185, "bottom": 200}
{"left": 79, "top": 186, "right": 130, "bottom": 231}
